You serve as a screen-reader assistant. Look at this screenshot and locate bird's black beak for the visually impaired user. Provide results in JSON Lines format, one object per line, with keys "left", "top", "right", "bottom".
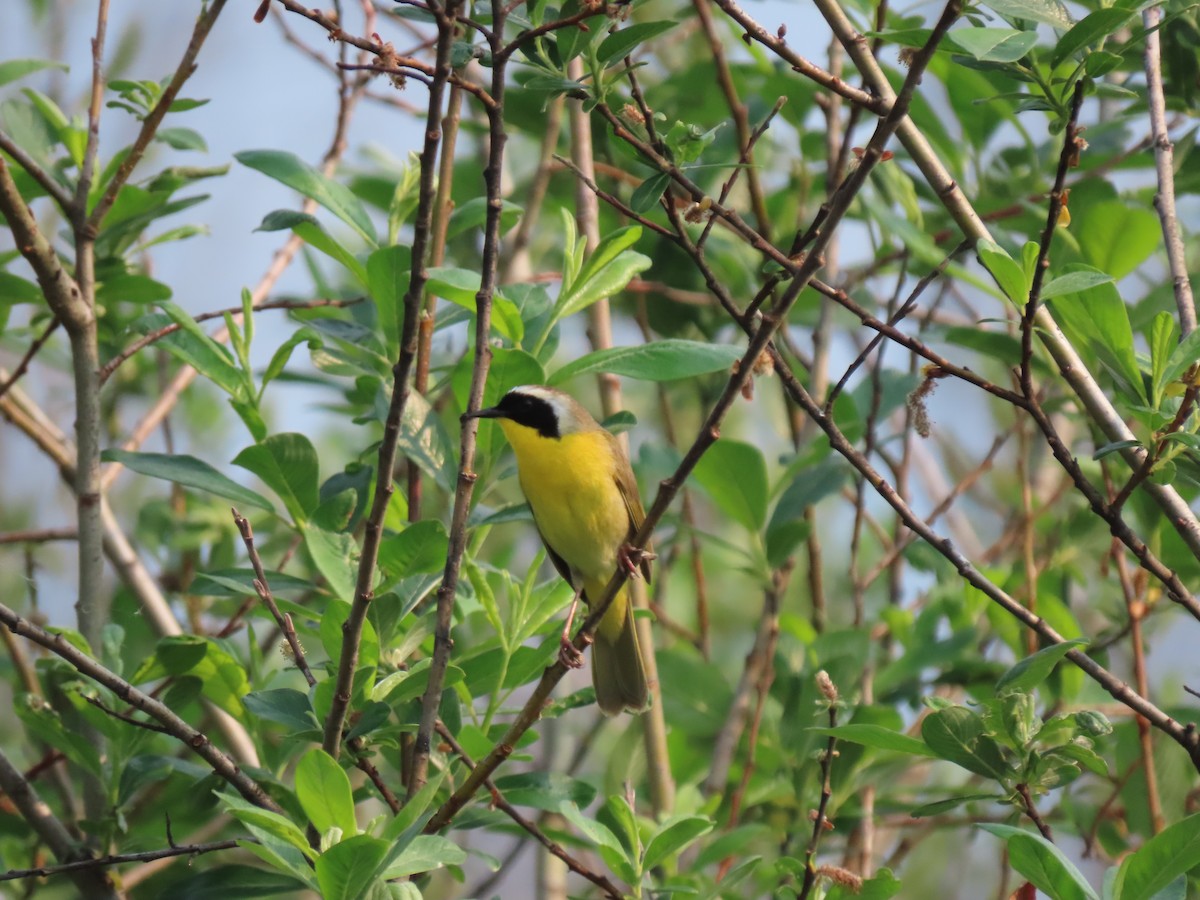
{"left": 462, "top": 406, "right": 505, "bottom": 423}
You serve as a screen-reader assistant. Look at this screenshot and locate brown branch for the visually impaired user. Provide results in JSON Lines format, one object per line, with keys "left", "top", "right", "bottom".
{"left": 325, "top": 0, "right": 465, "bottom": 764}
{"left": 0, "top": 317, "right": 60, "bottom": 403}
{"left": 1142, "top": 5, "right": 1197, "bottom": 336}
{"left": 0, "top": 527, "right": 78, "bottom": 545}
{"left": 82, "top": 693, "right": 172, "bottom": 734}
{"left": 0, "top": 751, "right": 119, "bottom": 898}
{"left": 0, "top": 130, "right": 73, "bottom": 211}
{"left": 436, "top": 722, "right": 623, "bottom": 899}
{"left": 0, "top": 603, "right": 283, "bottom": 811}
{"left": 1016, "top": 783, "right": 1053, "bottom": 842}
{"left": 88, "top": 0, "right": 229, "bottom": 230}
{"left": 798, "top": 673, "right": 841, "bottom": 899}
{"left": 0, "top": 839, "right": 241, "bottom": 884}
{"left": 99, "top": 297, "right": 360, "bottom": 384}
{"left": 232, "top": 509, "right": 316, "bottom": 687}
{"left": 410, "top": 0, "right": 503, "bottom": 795}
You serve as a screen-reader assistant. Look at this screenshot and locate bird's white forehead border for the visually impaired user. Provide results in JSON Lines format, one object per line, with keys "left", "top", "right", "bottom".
{"left": 510, "top": 385, "right": 578, "bottom": 428}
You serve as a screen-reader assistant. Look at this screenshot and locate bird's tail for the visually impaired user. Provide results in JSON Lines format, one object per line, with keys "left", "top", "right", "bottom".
{"left": 589, "top": 584, "right": 651, "bottom": 716}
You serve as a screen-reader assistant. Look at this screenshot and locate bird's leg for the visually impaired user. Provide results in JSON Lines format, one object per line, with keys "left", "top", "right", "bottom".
{"left": 617, "top": 544, "right": 657, "bottom": 578}
{"left": 558, "top": 582, "right": 586, "bottom": 670}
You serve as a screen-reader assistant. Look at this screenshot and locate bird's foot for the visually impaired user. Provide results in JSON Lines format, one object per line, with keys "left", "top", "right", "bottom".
{"left": 558, "top": 635, "right": 585, "bottom": 670}
{"left": 618, "top": 544, "right": 656, "bottom": 577}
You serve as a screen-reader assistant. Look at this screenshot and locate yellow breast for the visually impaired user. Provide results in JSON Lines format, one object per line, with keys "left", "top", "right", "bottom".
{"left": 498, "top": 421, "right": 629, "bottom": 582}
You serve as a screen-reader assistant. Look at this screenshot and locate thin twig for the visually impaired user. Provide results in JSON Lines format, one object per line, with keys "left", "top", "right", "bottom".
{"left": 99, "top": 298, "right": 360, "bottom": 384}
{"left": 0, "top": 751, "right": 119, "bottom": 898}
{"left": 1142, "top": 5, "right": 1197, "bottom": 336}
{"left": 0, "top": 839, "right": 242, "bottom": 883}
{"left": 0, "top": 603, "right": 283, "bottom": 811}
{"left": 798, "top": 674, "right": 841, "bottom": 899}
{"left": 0, "top": 318, "right": 61, "bottom": 403}
{"left": 436, "top": 722, "right": 623, "bottom": 899}
{"left": 87, "top": 0, "right": 229, "bottom": 230}
{"left": 232, "top": 509, "right": 316, "bottom": 686}
{"left": 0, "top": 527, "right": 77, "bottom": 545}
{"left": 1016, "top": 783, "right": 1053, "bottom": 842}
{"left": 410, "top": 0, "right": 502, "bottom": 795}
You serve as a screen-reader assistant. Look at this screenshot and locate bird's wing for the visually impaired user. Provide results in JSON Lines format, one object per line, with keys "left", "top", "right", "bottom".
{"left": 531, "top": 515, "right": 575, "bottom": 587}
{"left": 608, "top": 432, "right": 653, "bottom": 583}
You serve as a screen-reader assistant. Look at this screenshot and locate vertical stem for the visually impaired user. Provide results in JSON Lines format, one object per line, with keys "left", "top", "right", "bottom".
{"left": 323, "top": 0, "right": 462, "bottom": 761}
{"left": 410, "top": 13, "right": 503, "bottom": 796}
{"left": 409, "top": 83, "right": 464, "bottom": 521}
{"left": 1142, "top": 6, "right": 1196, "bottom": 336}
{"left": 568, "top": 55, "right": 675, "bottom": 817}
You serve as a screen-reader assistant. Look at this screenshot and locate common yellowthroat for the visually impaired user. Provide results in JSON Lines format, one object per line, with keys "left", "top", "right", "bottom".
{"left": 465, "top": 386, "right": 652, "bottom": 715}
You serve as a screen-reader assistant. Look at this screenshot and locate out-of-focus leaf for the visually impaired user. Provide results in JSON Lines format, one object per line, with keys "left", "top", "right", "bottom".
{"left": 237, "top": 149, "right": 376, "bottom": 246}
{"left": 979, "top": 825, "right": 1098, "bottom": 900}
{"left": 296, "top": 748, "right": 357, "bottom": 837}
{"left": 693, "top": 440, "right": 769, "bottom": 532}
{"left": 233, "top": 433, "right": 321, "bottom": 525}
{"left": 101, "top": 449, "right": 274, "bottom": 512}
{"left": 549, "top": 340, "right": 740, "bottom": 385}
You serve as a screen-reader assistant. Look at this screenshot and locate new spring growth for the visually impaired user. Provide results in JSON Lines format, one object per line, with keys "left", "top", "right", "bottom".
{"left": 816, "top": 670, "right": 839, "bottom": 703}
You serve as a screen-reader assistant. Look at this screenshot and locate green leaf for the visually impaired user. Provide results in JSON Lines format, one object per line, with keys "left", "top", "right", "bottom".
{"left": 979, "top": 825, "right": 1098, "bottom": 900}
{"left": 445, "top": 197, "right": 522, "bottom": 239}
{"left": 237, "top": 150, "right": 376, "bottom": 246}
{"left": 1160, "top": 327, "right": 1200, "bottom": 388}
{"left": 1150, "top": 312, "right": 1178, "bottom": 406}
{"left": 425, "top": 266, "right": 523, "bottom": 342}
{"left": 101, "top": 449, "right": 274, "bottom": 512}
{"left": 366, "top": 245, "right": 411, "bottom": 361}
{"left": 629, "top": 172, "right": 671, "bottom": 214}
{"left": 304, "top": 528, "right": 357, "bottom": 601}
{"left": 315, "top": 834, "right": 389, "bottom": 900}
{"left": 1052, "top": 8, "right": 1132, "bottom": 66}
{"left": 596, "top": 21, "right": 679, "bottom": 67}
{"left": 378, "top": 520, "right": 449, "bottom": 585}
{"left": 218, "top": 794, "right": 314, "bottom": 861}
{"left": 549, "top": 340, "right": 740, "bottom": 385}
{"left": 397, "top": 390, "right": 456, "bottom": 494}
{"left": 808, "top": 724, "right": 940, "bottom": 759}
{"left": 155, "top": 126, "right": 207, "bottom": 152}
{"left": 909, "top": 794, "right": 1005, "bottom": 817}
{"left": 1051, "top": 280, "right": 1145, "bottom": 403}
{"left": 380, "top": 835, "right": 467, "bottom": 878}
{"left": 950, "top": 28, "right": 1037, "bottom": 62}
{"left": 296, "top": 749, "right": 358, "bottom": 838}
{"left": 154, "top": 301, "right": 244, "bottom": 396}
{"left": 1075, "top": 201, "right": 1161, "bottom": 280}
{"left": 0, "top": 58, "right": 68, "bottom": 89}
{"left": 921, "top": 706, "right": 1011, "bottom": 780}
{"left": 131, "top": 637, "right": 249, "bottom": 717}
{"left": 491, "top": 772, "right": 596, "bottom": 812}
{"left": 0, "top": 271, "right": 43, "bottom": 305}
{"left": 976, "top": 239, "right": 1029, "bottom": 305}
{"left": 1113, "top": 814, "right": 1200, "bottom": 900}
{"left": 982, "top": 0, "right": 1073, "bottom": 28}
{"left": 692, "top": 439, "right": 769, "bottom": 532}
{"left": 1094, "top": 439, "right": 1141, "bottom": 460}
{"left": 233, "top": 433, "right": 320, "bottom": 525}
{"left": 558, "top": 227, "right": 649, "bottom": 313}
{"left": 258, "top": 210, "right": 369, "bottom": 288}
{"left": 1039, "top": 268, "right": 1114, "bottom": 299}
{"left": 996, "top": 639, "right": 1086, "bottom": 694}
{"left": 642, "top": 815, "right": 713, "bottom": 872}
{"left": 244, "top": 689, "right": 320, "bottom": 733}
{"left": 97, "top": 273, "right": 173, "bottom": 305}
{"left": 164, "top": 864, "right": 308, "bottom": 898}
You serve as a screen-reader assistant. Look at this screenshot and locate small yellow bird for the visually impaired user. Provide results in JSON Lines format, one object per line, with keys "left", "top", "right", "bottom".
{"left": 464, "top": 385, "right": 652, "bottom": 715}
